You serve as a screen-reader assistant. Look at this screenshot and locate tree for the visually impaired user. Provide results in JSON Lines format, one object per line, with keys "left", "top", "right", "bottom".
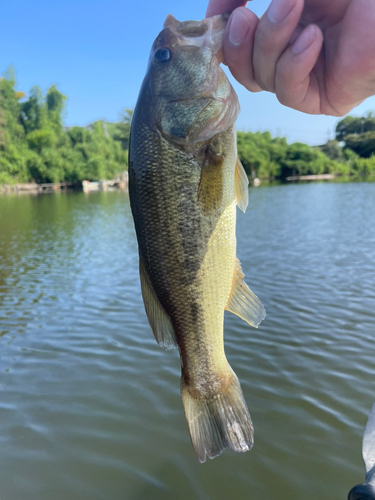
{"left": 26, "top": 129, "right": 56, "bottom": 153}
{"left": 319, "top": 140, "right": 345, "bottom": 161}
{"left": 336, "top": 112, "right": 375, "bottom": 141}
{"left": 343, "top": 131, "right": 375, "bottom": 158}
{"left": 68, "top": 126, "right": 92, "bottom": 147}
{"left": 20, "top": 86, "right": 47, "bottom": 134}
{"left": 46, "top": 85, "right": 66, "bottom": 135}
{"left": 0, "top": 68, "right": 29, "bottom": 183}
{"left": 237, "top": 130, "right": 350, "bottom": 180}
{"left": 0, "top": 69, "right": 128, "bottom": 185}
{"left": 0, "top": 70, "right": 25, "bottom": 146}
{"left": 0, "top": 95, "right": 5, "bottom": 148}
{"left": 114, "top": 108, "right": 133, "bottom": 150}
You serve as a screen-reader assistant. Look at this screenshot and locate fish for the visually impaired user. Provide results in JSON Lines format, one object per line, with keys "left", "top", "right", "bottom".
{"left": 128, "top": 13, "right": 266, "bottom": 463}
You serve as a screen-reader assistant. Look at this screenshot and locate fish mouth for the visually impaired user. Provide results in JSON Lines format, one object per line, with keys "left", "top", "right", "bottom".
{"left": 163, "top": 14, "right": 228, "bottom": 63}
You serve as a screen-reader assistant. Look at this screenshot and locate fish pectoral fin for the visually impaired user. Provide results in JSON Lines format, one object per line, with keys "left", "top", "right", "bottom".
{"left": 197, "top": 147, "right": 224, "bottom": 214}
{"left": 225, "top": 259, "right": 266, "bottom": 328}
{"left": 139, "top": 258, "right": 177, "bottom": 350}
{"left": 235, "top": 157, "right": 249, "bottom": 213}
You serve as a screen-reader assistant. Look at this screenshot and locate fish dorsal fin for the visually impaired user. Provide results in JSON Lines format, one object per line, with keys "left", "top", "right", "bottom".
{"left": 235, "top": 157, "right": 249, "bottom": 213}
{"left": 225, "top": 259, "right": 266, "bottom": 328}
{"left": 198, "top": 147, "right": 224, "bottom": 214}
{"left": 139, "top": 258, "right": 177, "bottom": 350}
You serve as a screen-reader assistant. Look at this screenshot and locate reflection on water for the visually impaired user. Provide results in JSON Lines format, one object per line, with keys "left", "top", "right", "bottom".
{"left": 0, "top": 184, "right": 374, "bottom": 500}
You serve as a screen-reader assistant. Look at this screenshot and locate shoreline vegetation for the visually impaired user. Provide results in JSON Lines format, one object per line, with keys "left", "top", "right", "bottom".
{"left": 1, "top": 67, "right": 375, "bottom": 191}
{"left": 0, "top": 67, "right": 131, "bottom": 189}
{"left": 0, "top": 173, "right": 129, "bottom": 194}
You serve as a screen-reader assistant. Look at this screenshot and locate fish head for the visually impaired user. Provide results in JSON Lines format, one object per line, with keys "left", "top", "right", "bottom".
{"left": 142, "top": 14, "right": 239, "bottom": 149}
{"left": 149, "top": 14, "right": 226, "bottom": 99}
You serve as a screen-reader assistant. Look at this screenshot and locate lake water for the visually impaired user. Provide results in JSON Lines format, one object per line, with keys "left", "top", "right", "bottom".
{"left": 0, "top": 182, "right": 375, "bottom": 500}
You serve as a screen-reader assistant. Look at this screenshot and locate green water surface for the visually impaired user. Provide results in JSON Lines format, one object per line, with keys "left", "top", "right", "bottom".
{"left": 0, "top": 182, "right": 374, "bottom": 500}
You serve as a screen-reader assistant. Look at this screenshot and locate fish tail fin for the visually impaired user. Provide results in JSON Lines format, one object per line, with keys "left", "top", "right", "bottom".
{"left": 181, "top": 371, "right": 254, "bottom": 463}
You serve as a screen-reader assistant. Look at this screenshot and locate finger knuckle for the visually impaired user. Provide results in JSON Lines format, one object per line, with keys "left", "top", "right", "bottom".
{"left": 254, "top": 27, "right": 276, "bottom": 56}
{"left": 245, "top": 82, "right": 263, "bottom": 93}
{"left": 254, "top": 70, "right": 275, "bottom": 93}
{"left": 276, "top": 91, "right": 293, "bottom": 107}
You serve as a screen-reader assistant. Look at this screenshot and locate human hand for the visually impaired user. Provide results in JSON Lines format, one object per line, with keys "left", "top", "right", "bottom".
{"left": 206, "top": 0, "right": 375, "bottom": 116}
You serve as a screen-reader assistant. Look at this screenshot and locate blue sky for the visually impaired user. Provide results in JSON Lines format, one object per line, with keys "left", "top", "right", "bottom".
{"left": 2, "top": 0, "right": 374, "bottom": 145}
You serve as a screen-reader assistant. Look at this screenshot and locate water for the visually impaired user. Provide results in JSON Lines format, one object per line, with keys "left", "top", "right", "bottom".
{"left": 0, "top": 183, "right": 374, "bottom": 500}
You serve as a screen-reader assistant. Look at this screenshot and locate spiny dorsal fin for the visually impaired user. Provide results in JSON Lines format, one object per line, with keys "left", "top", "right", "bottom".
{"left": 139, "top": 257, "right": 177, "bottom": 350}
{"left": 235, "top": 157, "right": 249, "bottom": 213}
{"left": 198, "top": 147, "right": 224, "bottom": 214}
{"left": 225, "top": 259, "right": 265, "bottom": 328}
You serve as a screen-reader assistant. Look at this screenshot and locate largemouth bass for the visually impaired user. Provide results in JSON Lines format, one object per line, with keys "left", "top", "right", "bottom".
{"left": 129, "top": 14, "right": 266, "bottom": 463}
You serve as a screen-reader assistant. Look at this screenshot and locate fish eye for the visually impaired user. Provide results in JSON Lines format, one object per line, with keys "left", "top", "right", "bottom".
{"left": 154, "top": 48, "right": 172, "bottom": 63}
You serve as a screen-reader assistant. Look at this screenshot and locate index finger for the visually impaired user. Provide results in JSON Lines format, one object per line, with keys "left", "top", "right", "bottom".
{"left": 206, "top": 0, "right": 248, "bottom": 17}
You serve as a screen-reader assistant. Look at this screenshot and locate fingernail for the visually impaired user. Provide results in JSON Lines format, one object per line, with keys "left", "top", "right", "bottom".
{"left": 292, "top": 25, "right": 316, "bottom": 54}
{"left": 228, "top": 10, "right": 250, "bottom": 46}
{"left": 267, "top": 0, "right": 295, "bottom": 24}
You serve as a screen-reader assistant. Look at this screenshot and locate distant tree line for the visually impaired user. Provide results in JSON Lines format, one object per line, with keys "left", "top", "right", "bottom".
{"left": 1, "top": 67, "right": 374, "bottom": 185}
{"left": 238, "top": 112, "right": 375, "bottom": 180}
{"left": 0, "top": 67, "right": 131, "bottom": 184}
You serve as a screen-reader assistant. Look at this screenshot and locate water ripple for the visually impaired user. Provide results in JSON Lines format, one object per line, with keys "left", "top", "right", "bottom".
{"left": 0, "top": 185, "right": 374, "bottom": 500}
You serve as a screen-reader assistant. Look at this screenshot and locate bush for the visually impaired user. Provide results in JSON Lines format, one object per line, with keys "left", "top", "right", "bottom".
{"left": 26, "top": 129, "right": 56, "bottom": 153}
{"left": 0, "top": 69, "right": 129, "bottom": 184}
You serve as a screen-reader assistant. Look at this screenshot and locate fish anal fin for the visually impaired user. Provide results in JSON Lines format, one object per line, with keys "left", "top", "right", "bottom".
{"left": 225, "top": 259, "right": 265, "bottom": 328}
{"left": 235, "top": 157, "right": 249, "bottom": 213}
{"left": 198, "top": 147, "right": 224, "bottom": 214}
{"left": 139, "top": 258, "right": 177, "bottom": 350}
{"left": 181, "top": 370, "right": 254, "bottom": 463}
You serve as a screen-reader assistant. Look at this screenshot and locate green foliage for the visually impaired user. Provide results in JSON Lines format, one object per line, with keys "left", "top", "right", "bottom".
{"left": 0, "top": 101, "right": 5, "bottom": 148}
{"left": 237, "top": 131, "right": 349, "bottom": 180}
{"left": 280, "top": 142, "right": 335, "bottom": 177}
{"left": 26, "top": 129, "right": 56, "bottom": 153}
{"left": 46, "top": 84, "right": 66, "bottom": 135}
{"left": 342, "top": 131, "right": 375, "bottom": 158}
{"left": 21, "top": 86, "right": 48, "bottom": 134}
{"left": 0, "top": 73, "right": 25, "bottom": 148}
{"left": 113, "top": 108, "right": 132, "bottom": 150}
{"left": 0, "top": 68, "right": 128, "bottom": 184}
{"left": 342, "top": 148, "right": 375, "bottom": 175}
{"left": 1, "top": 67, "right": 374, "bottom": 186}
{"left": 356, "top": 156, "right": 375, "bottom": 175}
{"left": 319, "top": 140, "right": 345, "bottom": 161}
{"left": 237, "top": 112, "right": 375, "bottom": 180}
{"left": 68, "top": 126, "right": 92, "bottom": 147}
{"left": 336, "top": 112, "right": 375, "bottom": 141}
{"left": 237, "top": 131, "right": 285, "bottom": 179}
{"left": 335, "top": 112, "right": 375, "bottom": 159}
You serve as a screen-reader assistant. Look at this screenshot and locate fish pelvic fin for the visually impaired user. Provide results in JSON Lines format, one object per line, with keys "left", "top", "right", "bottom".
{"left": 139, "top": 257, "right": 177, "bottom": 350}
{"left": 181, "top": 370, "right": 254, "bottom": 463}
{"left": 225, "top": 259, "right": 266, "bottom": 328}
{"left": 235, "top": 156, "right": 249, "bottom": 213}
